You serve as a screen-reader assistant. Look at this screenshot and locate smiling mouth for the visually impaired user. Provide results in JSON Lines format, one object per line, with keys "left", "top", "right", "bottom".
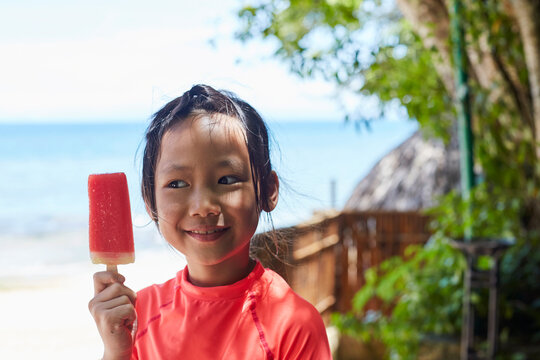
{"left": 189, "top": 229, "right": 227, "bottom": 235}
{"left": 185, "top": 227, "right": 229, "bottom": 241}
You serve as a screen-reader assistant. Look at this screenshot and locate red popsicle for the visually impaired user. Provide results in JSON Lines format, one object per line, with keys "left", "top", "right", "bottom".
{"left": 88, "top": 172, "right": 134, "bottom": 272}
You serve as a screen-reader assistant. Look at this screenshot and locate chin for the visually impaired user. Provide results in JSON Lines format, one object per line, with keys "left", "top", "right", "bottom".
{"left": 196, "top": 242, "right": 252, "bottom": 266}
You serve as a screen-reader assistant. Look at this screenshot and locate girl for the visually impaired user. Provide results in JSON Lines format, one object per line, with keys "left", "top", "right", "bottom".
{"left": 89, "top": 84, "right": 332, "bottom": 359}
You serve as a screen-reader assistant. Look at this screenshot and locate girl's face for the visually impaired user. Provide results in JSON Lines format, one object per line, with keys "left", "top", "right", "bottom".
{"left": 153, "top": 115, "right": 262, "bottom": 267}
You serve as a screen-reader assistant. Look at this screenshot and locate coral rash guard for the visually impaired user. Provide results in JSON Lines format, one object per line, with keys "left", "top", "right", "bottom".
{"left": 131, "top": 261, "right": 331, "bottom": 359}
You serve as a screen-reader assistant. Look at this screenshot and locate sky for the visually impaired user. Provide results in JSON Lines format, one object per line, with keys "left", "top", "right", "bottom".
{"left": 0, "top": 0, "right": 343, "bottom": 123}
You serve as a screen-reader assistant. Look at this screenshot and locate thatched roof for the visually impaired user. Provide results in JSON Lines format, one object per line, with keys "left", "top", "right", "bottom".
{"left": 344, "top": 130, "right": 460, "bottom": 211}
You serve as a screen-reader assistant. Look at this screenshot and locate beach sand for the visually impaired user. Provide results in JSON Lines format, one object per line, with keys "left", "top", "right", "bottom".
{"left": 0, "top": 242, "right": 186, "bottom": 360}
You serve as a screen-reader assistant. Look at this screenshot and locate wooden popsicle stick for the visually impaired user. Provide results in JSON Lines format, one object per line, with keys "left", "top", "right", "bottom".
{"left": 107, "top": 264, "right": 118, "bottom": 273}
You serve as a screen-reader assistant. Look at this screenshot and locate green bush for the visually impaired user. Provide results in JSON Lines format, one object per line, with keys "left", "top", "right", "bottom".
{"left": 332, "top": 184, "right": 540, "bottom": 359}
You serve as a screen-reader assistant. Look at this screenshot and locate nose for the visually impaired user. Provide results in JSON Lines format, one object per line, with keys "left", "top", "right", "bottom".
{"left": 189, "top": 187, "right": 221, "bottom": 217}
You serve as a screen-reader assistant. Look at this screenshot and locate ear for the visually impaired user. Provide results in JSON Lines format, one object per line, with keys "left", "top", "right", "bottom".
{"left": 262, "top": 171, "right": 279, "bottom": 212}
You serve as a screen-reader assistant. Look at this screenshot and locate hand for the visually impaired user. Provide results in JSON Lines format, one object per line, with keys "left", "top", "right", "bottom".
{"left": 89, "top": 271, "right": 137, "bottom": 360}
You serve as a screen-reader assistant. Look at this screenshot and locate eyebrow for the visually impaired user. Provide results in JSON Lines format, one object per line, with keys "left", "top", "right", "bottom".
{"left": 216, "top": 158, "right": 246, "bottom": 171}
{"left": 159, "top": 163, "right": 192, "bottom": 173}
{"left": 159, "top": 158, "right": 246, "bottom": 174}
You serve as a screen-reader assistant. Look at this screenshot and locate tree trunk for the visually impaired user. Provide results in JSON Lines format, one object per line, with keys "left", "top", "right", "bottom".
{"left": 396, "top": 0, "right": 456, "bottom": 96}
{"left": 396, "top": 0, "right": 536, "bottom": 139}
{"left": 510, "top": 0, "right": 540, "bottom": 158}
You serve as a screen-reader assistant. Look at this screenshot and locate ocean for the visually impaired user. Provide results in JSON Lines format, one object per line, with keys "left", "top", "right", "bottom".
{"left": 0, "top": 120, "right": 417, "bottom": 278}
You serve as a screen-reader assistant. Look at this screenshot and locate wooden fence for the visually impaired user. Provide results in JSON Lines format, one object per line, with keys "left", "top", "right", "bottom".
{"left": 252, "top": 211, "right": 432, "bottom": 323}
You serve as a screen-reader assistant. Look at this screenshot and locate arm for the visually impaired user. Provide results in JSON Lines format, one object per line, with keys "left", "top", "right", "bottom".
{"left": 88, "top": 271, "right": 137, "bottom": 360}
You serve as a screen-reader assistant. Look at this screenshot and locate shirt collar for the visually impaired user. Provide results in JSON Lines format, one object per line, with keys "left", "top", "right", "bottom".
{"left": 176, "top": 261, "right": 265, "bottom": 300}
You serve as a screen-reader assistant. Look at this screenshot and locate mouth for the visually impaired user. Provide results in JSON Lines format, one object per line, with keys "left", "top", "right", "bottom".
{"left": 185, "top": 227, "right": 230, "bottom": 242}
{"left": 188, "top": 229, "right": 227, "bottom": 235}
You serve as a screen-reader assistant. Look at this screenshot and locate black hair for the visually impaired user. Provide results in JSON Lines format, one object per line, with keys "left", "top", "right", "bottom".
{"left": 141, "top": 84, "right": 274, "bottom": 223}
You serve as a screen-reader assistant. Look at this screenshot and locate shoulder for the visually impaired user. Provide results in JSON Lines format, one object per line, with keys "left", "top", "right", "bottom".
{"left": 256, "top": 268, "right": 332, "bottom": 359}
{"left": 260, "top": 268, "right": 319, "bottom": 319}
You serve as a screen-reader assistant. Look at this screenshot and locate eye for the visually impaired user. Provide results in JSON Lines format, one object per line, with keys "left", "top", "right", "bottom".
{"left": 167, "top": 180, "right": 188, "bottom": 188}
{"left": 218, "top": 175, "right": 241, "bottom": 185}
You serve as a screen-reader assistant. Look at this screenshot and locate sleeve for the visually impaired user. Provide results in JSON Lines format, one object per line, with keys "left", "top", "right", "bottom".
{"left": 130, "top": 285, "right": 152, "bottom": 360}
{"left": 279, "top": 303, "right": 333, "bottom": 359}
{"left": 130, "top": 346, "right": 138, "bottom": 360}
{"left": 129, "top": 307, "right": 140, "bottom": 359}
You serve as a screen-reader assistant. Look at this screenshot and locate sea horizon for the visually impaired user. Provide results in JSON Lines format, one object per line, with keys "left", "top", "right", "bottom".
{"left": 0, "top": 119, "right": 418, "bottom": 277}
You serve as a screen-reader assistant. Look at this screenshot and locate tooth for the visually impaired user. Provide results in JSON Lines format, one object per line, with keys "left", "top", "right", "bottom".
{"left": 189, "top": 228, "right": 228, "bottom": 235}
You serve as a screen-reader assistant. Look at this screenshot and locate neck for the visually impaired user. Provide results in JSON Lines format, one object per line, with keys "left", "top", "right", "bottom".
{"left": 186, "top": 252, "right": 256, "bottom": 287}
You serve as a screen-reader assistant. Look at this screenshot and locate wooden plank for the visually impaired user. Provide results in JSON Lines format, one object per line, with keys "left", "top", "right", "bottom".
{"left": 255, "top": 211, "right": 432, "bottom": 314}
{"left": 293, "top": 234, "right": 340, "bottom": 261}
{"left": 315, "top": 295, "right": 336, "bottom": 313}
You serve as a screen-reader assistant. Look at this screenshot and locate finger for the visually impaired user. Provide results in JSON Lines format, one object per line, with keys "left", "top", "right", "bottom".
{"left": 103, "top": 303, "right": 137, "bottom": 332}
{"left": 90, "top": 295, "right": 136, "bottom": 322}
{"left": 119, "top": 303, "right": 137, "bottom": 326}
{"left": 93, "top": 271, "right": 126, "bottom": 295}
{"left": 93, "top": 282, "right": 137, "bottom": 305}
{"left": 99, "top": 294, "right": 135, "bottom": 312}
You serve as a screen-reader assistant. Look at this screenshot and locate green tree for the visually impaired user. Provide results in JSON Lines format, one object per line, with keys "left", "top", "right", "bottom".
{"left": 236, "top": 0, "right": 540, "bottom": 358}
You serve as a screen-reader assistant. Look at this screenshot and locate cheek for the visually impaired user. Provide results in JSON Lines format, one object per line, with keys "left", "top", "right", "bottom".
{"left": 222, "top": 189, "right": 258, "bottom": 213}
{"left": 155, "top": 192, "right": 184, "bottom": 220}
